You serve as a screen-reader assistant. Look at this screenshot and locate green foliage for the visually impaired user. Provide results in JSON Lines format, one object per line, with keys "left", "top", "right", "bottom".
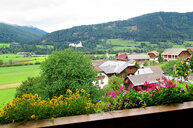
{"left": 162, "top": 60, "right": 177, "bottom": 75}
{"left": 158, "top": 52, "right": 163, "bottom": 63}
{"left": 0, "top": 60, "right": 3, "bottom": 65}
{"left": 39, "top": 49, "right": 98, "bottom": 98}
{"left": 8, "top": 59, "right": 12, "bottom": 65}
{"left": 189, "top": 56, "right": 193, "bottom": 71}
{"left": 175, "top": 60, "right": 190, "bottom": 79}
{"left": 135, "top": 62, "right": 140, "bottom": 69}
{"left": 15, "top": 49, "right": 99, "bottom": 102}
{"left": 15, "top": 77, "right": 42, "bottom": 98}
{"left": 125, "top": 69, "right": 129, "bottom": 78}
{"left": 104, "top": 75, "right": 124, "bottom": 92}
{"left": 143, "top": 60, "right": 148, "bottom": 66}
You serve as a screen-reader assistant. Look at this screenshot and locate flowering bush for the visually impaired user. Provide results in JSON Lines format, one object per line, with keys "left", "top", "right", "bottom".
{"left": 1, "top": 78, "right": 193, "bottom": 124}
{"left": 0, "top": 89, "right": 95, "bottom": 124}
{"left": 97, "top": 78, "right": 193, "bottom": 112}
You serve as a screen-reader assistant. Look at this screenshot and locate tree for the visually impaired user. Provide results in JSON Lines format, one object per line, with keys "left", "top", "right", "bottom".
{"left": 143, "top": 60, "right": 148, "bottom": 66}
{"left": 189, "top": 56, "right": 193, "bottom": 71}
{"left": 175, "top": 60, "right": 190, "bottom": 80}
{"left": 135, "top": 62, "right": 140, "bottom": 69}
{"left": 162, "top": 60, "right": 177, "bottom": 75}
{"left": 158, "top": 52, "right": 163, "bottom": 63}
{"left": 16, "top": 49, "right": 99, "bottom": 101}
{"left": 125, "top": 69, "right": 129, "bottom": 78}
{"left": 40, "top": 49, "right": 98, "bottom": 98}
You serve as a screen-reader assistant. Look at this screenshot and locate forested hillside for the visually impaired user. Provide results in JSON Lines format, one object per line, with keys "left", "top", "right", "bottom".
{"left": 36, "top": 12, "right": 193, "bottom": 50}
{"left": 0, "top": 23, "right": 46, "bottom": 43}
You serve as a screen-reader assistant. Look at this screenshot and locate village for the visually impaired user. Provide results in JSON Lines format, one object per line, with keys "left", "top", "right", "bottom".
{"left": 92, "top": 48, "right": 193, "bottom": 89}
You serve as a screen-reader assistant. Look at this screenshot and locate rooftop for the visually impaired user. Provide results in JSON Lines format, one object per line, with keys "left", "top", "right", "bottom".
{"left": 161, "top": 48, "right": 187, "bottom": 56}
{"left": 127, "top": 55, "right": 150, "bottom": 60}
{"left": 128, "top": 73, "right": 163, "bottom": 86}
{"left": 99, "top": 61, "right": 135, "bottom": 74}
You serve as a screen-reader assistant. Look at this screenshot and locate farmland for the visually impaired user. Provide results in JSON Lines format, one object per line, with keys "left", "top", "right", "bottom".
{"left": 0, "top": 65, "right": 40, "bottom": 86}
{"left": 0, "top": 54, "right": 47, "bottom": 64}
{"left": 0, "top": 88, "right": 16, "bottom": 107}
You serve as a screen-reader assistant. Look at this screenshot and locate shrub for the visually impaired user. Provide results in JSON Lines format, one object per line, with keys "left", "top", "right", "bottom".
{"left": 104, "top": 75, "right": 124, "bottom": 92}
{"left": 0, "top": 60, "right": 3, "bottom": 65}
{"left": 162, "top": 60, "right": 177, "bottom": 75}
{"left": 97, "top": 78, "right": 193, "bottom": 112}
{"left": 16, "top": 49, "right": 99, "bottom": 102}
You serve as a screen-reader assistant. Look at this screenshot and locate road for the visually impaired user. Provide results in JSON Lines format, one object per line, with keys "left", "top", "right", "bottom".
{"left": 0, "top": 83, "right": 21, "bottom": 90}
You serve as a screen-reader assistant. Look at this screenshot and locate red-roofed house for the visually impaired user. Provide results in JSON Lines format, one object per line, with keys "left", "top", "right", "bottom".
{"left": 117, "top": 53, "right": 128, "bottom": 61}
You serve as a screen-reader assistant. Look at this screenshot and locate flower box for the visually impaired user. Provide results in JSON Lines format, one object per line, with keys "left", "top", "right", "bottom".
{"left": 1, "top": 101, "right": 193, "bottom": 128}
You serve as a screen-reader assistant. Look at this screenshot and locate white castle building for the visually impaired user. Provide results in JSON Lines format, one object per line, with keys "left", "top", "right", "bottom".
{"left": 69, "top": 41, "right": 83, "bottom": 48}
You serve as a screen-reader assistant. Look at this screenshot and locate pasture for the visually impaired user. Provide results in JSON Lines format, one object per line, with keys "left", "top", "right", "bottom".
{"left": 0, "top": 65, "right": 40, "bottom": 86}
{"left": 0, "top": 88, "right": 16, "bottom": 107}
{"left": 0, "top": 54, "right": 47, "bottom": 64}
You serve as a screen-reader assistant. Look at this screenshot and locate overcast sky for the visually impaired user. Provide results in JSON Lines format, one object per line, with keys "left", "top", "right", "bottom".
{"left": 0, "top": 0, "right": 193, "bottom": 32}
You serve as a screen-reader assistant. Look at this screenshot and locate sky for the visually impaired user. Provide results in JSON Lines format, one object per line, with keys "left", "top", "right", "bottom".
{"left": 0, "top": 0, "right": 193, "bottom": 32}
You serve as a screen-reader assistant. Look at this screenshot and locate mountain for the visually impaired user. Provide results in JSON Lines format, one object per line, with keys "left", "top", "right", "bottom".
{"left": 15, "top": 25, "right": 47, "bottom": 35}
{"left": 0, "top": 23, "right": 46, "bottom": 43}
{"left": 37, "top": 12, "right": 193, "bottom": 49}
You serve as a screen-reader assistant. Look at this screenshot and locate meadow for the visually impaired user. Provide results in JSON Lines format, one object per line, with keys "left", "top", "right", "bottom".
{"left": 0, "top": 54, "right": 47, "bottom": 64}
{"left": 0, "top": 65, "right": 40, "bottom": 86}
{"left": 0, "top": 88, "right": 16, "bottom": 107}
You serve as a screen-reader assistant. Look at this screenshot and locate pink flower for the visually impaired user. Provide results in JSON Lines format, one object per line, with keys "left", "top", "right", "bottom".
{"left": 128, "top": 84, "right": 134, "bottom": 88}
{"left": 119, "top": 86, "right": 125, "bottom": 91}
{"left": 186, "top": 84, "right": 188, "bottom": 88}
{"left": 126, "top": 90, "right": 130, "bottom": 93}
{"left": 108, "top": 91, "right": 112, "bottom": 95}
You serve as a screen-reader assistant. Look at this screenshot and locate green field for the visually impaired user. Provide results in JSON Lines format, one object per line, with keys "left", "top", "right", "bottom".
{"left": 0, "top": 54, "right": 47, "bottom": 64}
{"left": 0, "top": 65, "right": 40, "bottom": 85}
{"left": 0, "top": 88, "right": 16, "bottom": 107}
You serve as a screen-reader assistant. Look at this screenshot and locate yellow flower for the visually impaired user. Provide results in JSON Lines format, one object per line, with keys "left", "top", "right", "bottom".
{"left": 87, "top": 94, "right": 90, "bottom": 97}
{"left": 34, "top": 94, "right": 38, "bottom": 98}
{"left": 81, "top": 89, "right": 86, "bottom": 93}
{"left": 31, "top": 114, "right": 35, "bottom": 119}
{"left": 67, "top": 89, "right": 72, "bottom": 95}
{"left": 51, "top": 117, "right": 55, "bottom": 121}
{"left": 12, "top": 120, "right": 15, "bottom": 123}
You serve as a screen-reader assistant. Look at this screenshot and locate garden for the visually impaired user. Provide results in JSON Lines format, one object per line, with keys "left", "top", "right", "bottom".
{"left": 1, "top": 48, "right": 193, "bottom": 125}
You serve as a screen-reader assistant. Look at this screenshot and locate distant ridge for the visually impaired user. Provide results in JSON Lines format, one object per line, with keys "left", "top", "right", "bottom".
{"left": 35, "top": 11, "right": 193, "bottom": 49}
{"left": 0, "top": 23, "right": 46, "bottom": 43}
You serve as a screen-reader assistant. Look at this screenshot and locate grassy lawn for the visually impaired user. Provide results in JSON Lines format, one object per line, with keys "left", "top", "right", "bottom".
{"left": 0, "top": 88, "right": 16, "bottom": 107}
{"left": 0, "top": 65, "right": 40, "bottom": 86}
{"left": 0, "top": 54, "right": 47, "bottom": 64}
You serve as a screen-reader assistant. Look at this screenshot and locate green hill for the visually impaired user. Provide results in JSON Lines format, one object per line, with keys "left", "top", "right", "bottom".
{"left": 36, "top": 12, "right": 193, "bottom": 51}
{"left": 0, "top": 23, "right": 46, "bottom": 43}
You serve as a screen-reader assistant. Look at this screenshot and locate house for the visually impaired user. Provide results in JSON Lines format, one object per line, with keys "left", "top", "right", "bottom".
{"left": 161, "top": 48, "right": 191, "bottom": 61}
{"left": 148, "top": 51, "right": 159, "bottom": 60}
{"left": 128, "top": 59, "right": 136, "bottom": 64}
{"left": 134, "top": 67, "right": 153, "bottom": 75}
{"left": 92, "top": 60, "right": 138, "bottom": 88}
{"left": 127, "top": 55, "right": 150, "bottom": 65}
{"left": 99, "top": 61, "right": 138, "bottom": 78}
{"left": 124, "top": 73, "right": 164, "bottom": 89}
{"left": 117, "top": 53, "right": 128, "bottom": 61}
{"left": 124, "top": 66, "right": 164, "bottom": 89}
